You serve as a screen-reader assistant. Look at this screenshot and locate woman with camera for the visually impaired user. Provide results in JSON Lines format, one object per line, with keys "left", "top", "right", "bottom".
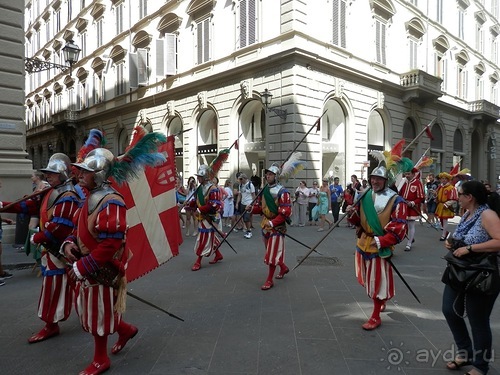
{"left": 442, "top": 180, "right": 500, "bottom": 374}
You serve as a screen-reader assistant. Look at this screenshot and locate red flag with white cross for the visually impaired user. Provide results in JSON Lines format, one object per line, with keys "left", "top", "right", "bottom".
{"left": 113, "top": 135, "right": 182, "bottom": 282}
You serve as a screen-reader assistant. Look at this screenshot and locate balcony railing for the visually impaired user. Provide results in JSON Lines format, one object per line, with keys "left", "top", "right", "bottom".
{"left": 51, "top": 109, "right": 79, "bottom": 127}
{"left": 468, "top": 100, "right": 500, "bottom": 122}
{"left": 399, "top": 69, "right": 443, "bottom": 104}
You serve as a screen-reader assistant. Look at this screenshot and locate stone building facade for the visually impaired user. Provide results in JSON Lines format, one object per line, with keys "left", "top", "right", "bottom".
{"left": 24, "top": 0, "right": 500, "bottom": 188}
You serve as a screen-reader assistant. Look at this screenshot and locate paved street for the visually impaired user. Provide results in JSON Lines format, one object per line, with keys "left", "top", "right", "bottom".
{"left": 1, "top": 216, "right": 499, "bottom": 375}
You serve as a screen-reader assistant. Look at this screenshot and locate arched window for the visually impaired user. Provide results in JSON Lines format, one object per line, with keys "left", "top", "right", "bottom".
{"left": 197, "top": 108, "right": 218, "bottom": 166}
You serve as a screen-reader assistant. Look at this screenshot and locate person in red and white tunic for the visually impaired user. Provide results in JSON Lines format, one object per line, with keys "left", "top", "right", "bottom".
{"left": 191, "top": 164, "right": 223, "bottom": 271}
{"left": 1, "top": 153, "right": 82, "bottom": 343}
{"left": 347, "top": 164, "right": 407, "bottom": 330}
{"left": 398, "top": 167, "right": 425, "bottom": 251}
{"left": 248, "top": 164, "right": 292, "bottom": 290}
{"left": 63, "top": 149, "right": 137, "bottom": 375}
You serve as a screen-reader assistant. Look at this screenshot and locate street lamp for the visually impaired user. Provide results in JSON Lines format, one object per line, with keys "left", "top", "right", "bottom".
{"left": 25, "top": 40, "right": 81, "bottom": 75}
{"left": 260, "top": 88, "right": 287, "bottom": 120}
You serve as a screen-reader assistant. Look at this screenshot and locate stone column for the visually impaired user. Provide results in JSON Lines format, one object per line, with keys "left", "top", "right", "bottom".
{"left": 0, "top": 2, "right": 32, "bottom": 242}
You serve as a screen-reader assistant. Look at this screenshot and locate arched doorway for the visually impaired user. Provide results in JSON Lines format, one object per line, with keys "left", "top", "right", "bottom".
{"left": 322, "top": 99, "right": 346, "bottom": 184}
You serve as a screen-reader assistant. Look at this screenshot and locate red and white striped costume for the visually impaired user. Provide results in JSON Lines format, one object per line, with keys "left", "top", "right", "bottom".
{"left": 398, "top": 173, "right": 425, "bottom": 220}
{"left": 69, "top": 188, "right": 128, "bottom": 336}
{"left": 1, "top": 182, "right": 80, "bottom": 324}
{"left": 251, "top": 183, "right": 292, "bottom": 265}
{"left": 194, "top": 182, "right": 222, "bottom": 257}
{"left": 348, "top": 189, "right": 407, "bottom": 300}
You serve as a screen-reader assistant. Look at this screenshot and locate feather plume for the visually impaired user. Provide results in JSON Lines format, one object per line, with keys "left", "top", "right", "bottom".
{"left": 110, "top": 132, "right": 167, "bottom": 185}
{"left": 209, "top": 148, "right": 230, "bottom": 179}
{"left": 279, "top": 152, "right": 307, "bottom": 182}
{"left": 369, "top": 150, "right": 385, "bottom": 163}
{"left": 390, "top": 139, "right": 405, "bottom": 160}
{"left": 399, "top": 157, "right": 414, "bottom": 173}
{"left": 126, "top": 125, "right": 149, "bottom": 151}
{"left": 414, "top": 156, "right": 433, "bottom": 170}
{"left": 76, "top": 129, "right": 106, "bottom": 163}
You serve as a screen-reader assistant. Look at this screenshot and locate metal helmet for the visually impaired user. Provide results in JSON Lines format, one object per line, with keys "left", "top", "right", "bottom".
{"left": 264, "top": 163, "right": 281, "bottom": 177}
{"left": 195, "top": 164, "right": 210, "bottom": 180}
{"left": 73, "top": 148, "right": 115, "bottom": 187}
{"left": 40, "top": 153, "right": 71, "bottom": 183}
{"left": 370, "top": 161, "right": 388, "bottom": 180}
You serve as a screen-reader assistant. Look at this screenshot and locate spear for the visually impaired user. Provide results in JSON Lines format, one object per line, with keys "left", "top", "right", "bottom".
{"left": 213, "top": 111, "right": 327, "bottom": 252}
{"left": 0, "top": 187, "right": 51, "bottom": 213}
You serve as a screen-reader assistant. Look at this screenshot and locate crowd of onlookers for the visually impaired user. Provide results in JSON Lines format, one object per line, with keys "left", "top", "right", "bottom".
{"left": 175, "top": 170, "right": 500, "bottom": 242}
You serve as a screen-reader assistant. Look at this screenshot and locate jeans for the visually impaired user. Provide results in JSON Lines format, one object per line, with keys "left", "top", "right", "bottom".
{"left": 331, "top": 201, "right": 340, "bottom": 223}
{"left": 442, "top": 284, "right": 499, "bottom": 374}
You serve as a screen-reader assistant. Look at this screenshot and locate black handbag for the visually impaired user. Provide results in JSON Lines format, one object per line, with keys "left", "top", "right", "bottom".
{"left": 442, "top": 250, "right": 500, "bottom": 295}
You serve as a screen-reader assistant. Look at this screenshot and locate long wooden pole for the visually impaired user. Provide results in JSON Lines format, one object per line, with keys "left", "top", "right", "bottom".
{"left": 0, "top": 187, "right": 51, "bottom": 213}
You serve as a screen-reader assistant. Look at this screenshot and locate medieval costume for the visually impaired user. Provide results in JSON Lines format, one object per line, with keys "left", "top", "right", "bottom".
{"left": 348, "top": 154, "right": 408, "bottom": 330}
{"left": 64, "top": 147, "right": 151, "bottom": 375}
{"left": 1, "top": 153, "right": 81, "bottom": 343}
{"left": 250, "top": 164, "right": 292, "bottom": 290}
{"left": 435, "top": 172, "right": 458, "bottom": 241}
{"left": 398, "top": 160, "right": 425, "bottom": 251}
{"left": 191, "top": 164, "right": 223, "bottom": 271}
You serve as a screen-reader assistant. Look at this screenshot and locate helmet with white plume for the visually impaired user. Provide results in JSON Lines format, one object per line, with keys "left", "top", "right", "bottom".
{"left": 40, "top": 153, "right": 72, "bottom": 183}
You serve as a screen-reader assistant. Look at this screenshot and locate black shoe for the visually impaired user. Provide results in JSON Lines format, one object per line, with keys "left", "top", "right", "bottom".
{"left": 0, "top": 271, "right": 13, "bottom": 279}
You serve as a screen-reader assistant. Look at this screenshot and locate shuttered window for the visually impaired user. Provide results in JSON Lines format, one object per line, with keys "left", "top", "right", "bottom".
{"left": 375, "top": 19, "right": 386, "bottom": 65}
{"left": 156, "top": 34, "right": 177, "bottom": 79}
{"left": 197, "top": 17, "right": 210, "bottom": 64}
{"left": 239, "top": 0, "right": 256, "bottom": 48}
{"left": 332, "top": 0, "right": 346, "bottom": 48}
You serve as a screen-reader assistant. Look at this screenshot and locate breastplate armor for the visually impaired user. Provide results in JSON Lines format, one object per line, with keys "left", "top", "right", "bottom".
{"left": 373, "top": 188, "right": 397, "bottom": 213}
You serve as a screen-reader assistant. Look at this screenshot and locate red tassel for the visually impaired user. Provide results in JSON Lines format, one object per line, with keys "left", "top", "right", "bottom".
{"left": 425, "top": 124, "right": 435, "bottom": 140}
{"left": 234, "top": 139, "right": 238, "bottom": 150}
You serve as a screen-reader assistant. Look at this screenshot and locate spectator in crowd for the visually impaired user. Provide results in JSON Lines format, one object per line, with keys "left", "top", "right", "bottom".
{"left": 343, "top": 183, "right": 356, "bottom": 228}
{"left": 294, "top": 181, "right": 309, "bottom": 227}
{"left": 175, "top": 176, "right": 187, "bottom": 229}
{"left": 0, "top": 180, "right": 15, "bottom": 286}
{"left": 222, "top": 179, "right": 234, "bottom": 227}
{"left": 29, "top": 171, "right": 50, "bottom": 230}
{"left": 236, "top": 174, "right": 255, "bottom": 238}
{"left": 184, "top": 176, "right": 198, "bottom": 237}
{"left": 308, "top": 181, "right": 319, "bottom": 225}
{"left": 329, "top": 177, "right": 344, "bottom": 223}
{"left": 425, "top": 173, "right": 439, "bottom": 228}
{"left": 317, "top": 179, "right": 333, "bottom": 231}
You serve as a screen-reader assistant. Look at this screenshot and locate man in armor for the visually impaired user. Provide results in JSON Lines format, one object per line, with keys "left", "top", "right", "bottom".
{"left": 0, "top": 153, "right": 82, "bottom": 343}
{"left": 347, "top": 162, "right": 408, "bottom": 330}
{"left": 191, "top": 164, "right": 223, "bottom": 271}
{"left": 248, "top": 164, "right": 292, "bottom": 290}
{"left": 62, "top": 148, "right": 138, "bottom": 375}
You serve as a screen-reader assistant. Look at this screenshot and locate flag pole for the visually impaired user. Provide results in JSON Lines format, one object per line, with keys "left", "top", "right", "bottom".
{"left": 403, "top": 118, "right": 436, "bottom": 154}
{"left": 212, "top": 111, "right": 327, "bottom": 253}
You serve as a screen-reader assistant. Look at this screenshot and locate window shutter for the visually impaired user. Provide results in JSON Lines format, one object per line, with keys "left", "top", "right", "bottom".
{"left": 203, "top": 18, "right": 209, "bottom": 62}
{"left": 240, "top": 0, "right": 247, "bottom": 48}
{"left": 197, "top": 22, "right": 203, "bottom": 64}
{"left": 156, "top": 38, "right": 165, "bottom": 77}
{"left": 138, "top": 48, "right": 148, "bottom": 86}
{"left": 333, "top": 0, "right": 339, "bottom": 45}
{"left": 165, "top": 33, "right": 177, "bottom": 76}
{"left": 340, "top": 0, "right": 346, "bottom": 48}
{"left": 381, "top": 23, "right": 386, "bottom": 64}
{"left": 129, "top": 52, "right": 138, "bottom": 88}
